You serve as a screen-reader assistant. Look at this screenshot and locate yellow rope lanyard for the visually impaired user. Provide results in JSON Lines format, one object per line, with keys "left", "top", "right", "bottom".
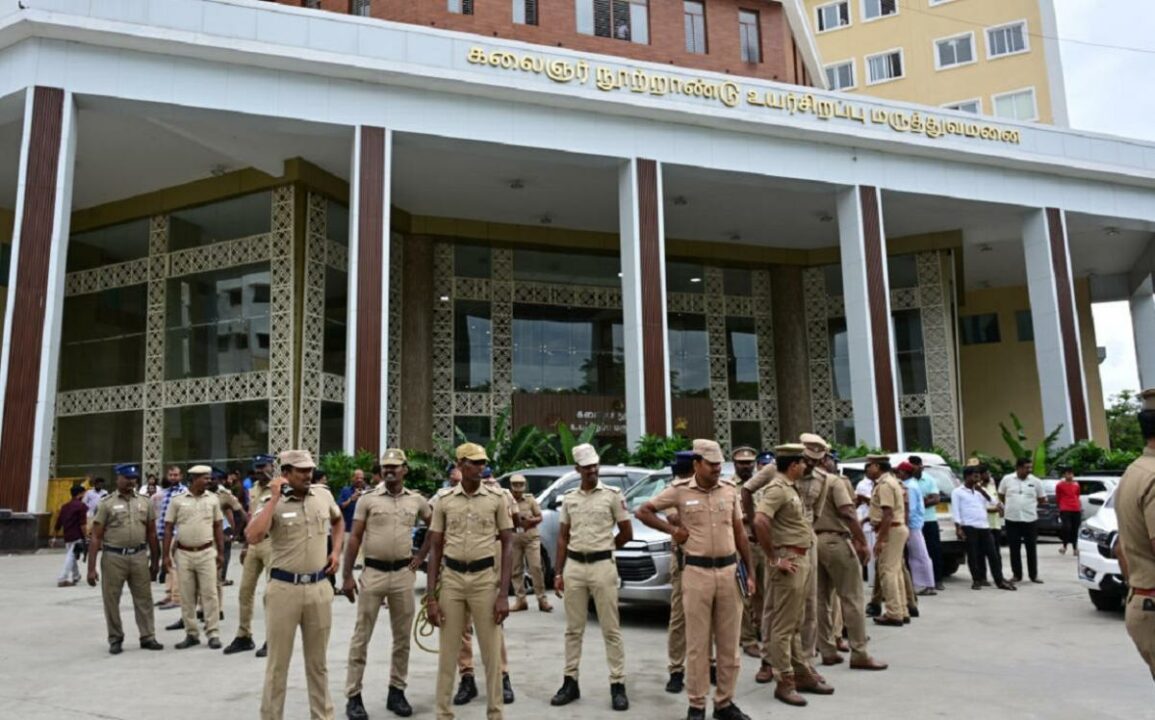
{"left": 412, "top": 580, "right": 440, "bottom": 654}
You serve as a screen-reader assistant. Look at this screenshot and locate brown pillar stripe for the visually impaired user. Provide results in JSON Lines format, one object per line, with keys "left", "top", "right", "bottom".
{"left": 860, "top": 186, "right": 899, "bottom": 451}
{"left": 0, "top": 87, "right": 64, "bottom": 511}
{"left": 1046, "top": 208, "right": 1090, "bottom": 441}
{"left": 353, "top": 127, "right": 385, "bottom": 453}
{"left": 636, "top": 159, "right": 668, "bottom": 436}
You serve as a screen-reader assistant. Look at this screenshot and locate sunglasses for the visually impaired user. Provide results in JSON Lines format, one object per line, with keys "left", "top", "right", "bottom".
{"left": 465, "top": 459, "right": 488, "bottom": 467}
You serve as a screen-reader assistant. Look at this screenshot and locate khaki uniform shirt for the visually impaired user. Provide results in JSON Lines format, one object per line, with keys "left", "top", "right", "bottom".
{"left": 217, "top": 488, "right": 243, "bottom": 515}
{"left": 744, "top": 465, "right": 776, "bottom": 499}
{"left": 814, "top": 474, "right": 856, "bottom": 534}
{"left": 263, "top": 487, "right": 341, "bottom": 573}
{"left": 93, "top": 491, "right": 155, "bottom": 548}
{"left": 869, "top": 474, "right": 906, "bottom": 526}
{"left": 650, "top": 478, "right": 741, "bottom": 559}
{"left": 558, "top": 481, "right": 629, "bottom": 553}
{"left": 430, "top": 483, "right": 514, "bottom": 564}
{"left": 514, "top": 494, "right": 542, "bottom": 537}
{"left": 1117, "top": 448, "right": 1155, "bottom": 589}
{"left": 355, "top": 486, "right": 431, "bottom": 562}
{"left": 165, "top": 491, "right": 223, "bottom": 546}
{"left": 754, "top": 472, "right": 812, "bottom": 549}
{"left": 796, "top": 468, "right": 831, "bottom": 526}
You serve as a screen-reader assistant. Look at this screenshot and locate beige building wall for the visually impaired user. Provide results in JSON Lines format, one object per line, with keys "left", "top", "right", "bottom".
{"left": 803, "top": 0, "right": 1066, "bottom": 125}
{"left": 960, "top": 279, "right": 1107, "bottom": 458}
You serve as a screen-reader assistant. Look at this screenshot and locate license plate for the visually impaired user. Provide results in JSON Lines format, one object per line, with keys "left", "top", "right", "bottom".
{"left": 936, "top": 502, "right": 949, "bottom": 514}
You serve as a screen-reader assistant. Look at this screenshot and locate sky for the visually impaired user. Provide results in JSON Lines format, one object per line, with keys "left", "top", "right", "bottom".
{"left": 1053, "top": 1, "right": 1153, "bottom": 403}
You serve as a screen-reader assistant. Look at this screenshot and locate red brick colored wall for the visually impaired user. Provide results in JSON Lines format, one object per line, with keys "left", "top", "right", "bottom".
{"left": 277, "top": 1, "right": 814, "bottom": 85}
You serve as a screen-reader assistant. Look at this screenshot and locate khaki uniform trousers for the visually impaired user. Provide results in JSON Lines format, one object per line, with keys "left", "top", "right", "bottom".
{"left": 458, "top": 539, "right": 509, "bottom": 676}
{"left": 668, "top": 555, "right": 685, "bottom": 673}
{"left": 1125, "top": 591, "right": 1155, "bottom": 681}
{"left": 510, "top": 532, "right": 546, "bottom": 602}
{"left": 767, "top": 550, "right": 812, "bottom": 678}
{"left": 877, "top": 526, "right": 911, "bottom": 621}
{"left": 870, "top": 560, "right": 917, "bottom": 611}
{"left": 238, "top": 539, "right": 272, "bottom": 638}
{"left": 740, "top": 543, "right": 766, "bottom": 647}
{"left": 683, "top": 565, "right": 741, "bottom": 710}
{"left": 164, "top": 542, "right": 181, "bottom": 603}
{"left": 260, "top": 579, "right": 335, "bottom": 720}
{"left": 177, "top": 547, "right": 221, "bottom": 639}
{"left": 562, "top": 558, "right": 626, "bottom": 683}
{"left": 346, "top": 566, "right": 417, "bottom": 696}
{"left": 799, "top": 541, "right": 819, "bottom": 659}
{"left": 100, "top": 551, "right": 156, "bottom": 643}
{"left": 436, "top": 568, "right": 504, "bottom": 720}
{"left": 815, "top": 533, "right": 868, "bottom": 661}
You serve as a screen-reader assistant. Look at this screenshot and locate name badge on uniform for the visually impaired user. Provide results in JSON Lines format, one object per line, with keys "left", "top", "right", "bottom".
{"left": 686, "top": 500, "right": 700, "bottom": 506}
{"left": 282, "top": 512, "right": 298, "bottom": 518}
{"left": 113, "top": 505, "right": 125, "bottom": 510}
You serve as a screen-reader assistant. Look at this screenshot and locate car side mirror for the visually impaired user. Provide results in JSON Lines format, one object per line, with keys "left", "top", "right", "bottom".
{"left": 549, "top": 497, "right": 563, "bottom": 511}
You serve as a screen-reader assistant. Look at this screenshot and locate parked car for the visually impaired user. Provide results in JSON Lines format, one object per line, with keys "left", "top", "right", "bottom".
{"left": 1036, "top": 476, "right": 1118, "bottom": 535}
{"left": 1077, "top": 486, "right": 1126, "bottom": 612}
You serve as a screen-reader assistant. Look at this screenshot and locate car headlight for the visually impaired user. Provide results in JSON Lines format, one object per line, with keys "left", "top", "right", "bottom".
{"left": 647, "top": 540, "right": 672, "bottom": 553}
{"left": 1079, "top": 524, "right": 1109, "bottom": 544}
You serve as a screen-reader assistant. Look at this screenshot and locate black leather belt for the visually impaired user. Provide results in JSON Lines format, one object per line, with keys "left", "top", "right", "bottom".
{"left": 816, "top": 530, "right": 850, "bottom": 537}
{"left": 270, "top": 568, "right": 327, "bottom": 585}
{"left": 684, "top": 553, "right": 737, "bottom": 569}
{"left": 568, "top": 549, "right": 612, "bottom": 564}
{"left": 104, "top": 544, "right": 147, "bottom": 556}
{"left": 444, "top": 556, "right": 495, "bottom": 573}
{"left": 365, "top": 557, "right": 410, "bottom": 573}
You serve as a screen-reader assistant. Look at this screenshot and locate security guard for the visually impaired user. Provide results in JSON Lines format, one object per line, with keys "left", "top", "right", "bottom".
{"left": 868, "top": 454, "right": 910, "bottom": 627}
{"left": 797, "top": 434, "right": 832, "bottom": 667}
{"left": 753, "top": 444, "right": 832, "bottom": 706}
{"left": 343, "top": 449, "right": 431, "bottom": 719}
{"left": 246, "top": 450, "right": 344, "bottom": 720}
{"left": 509, "top": 474, "right": 552, "bottom": 613}
{"left": 638, "top": 439, "right": 755, "bottom": 720}
{"left": 87, "top": 463, "right": 164, "bottom": 655}
{"left": 163, "top": 464, "right": 225, "bottom": 649}
{"left": 225, "top": 453, "right": 276, "bottom": 656}
{"left": 1116, "top": 388, "right": 1155, "bottom": 681}
{"left": 740, "top": 452, "right": 781, "bottom": 683}
{"left": 550, "top": 443, "right": 632, "bottom": 710}
{"left": 664, "top": 450, "right": 696, "bottom": 694}
{"left": 730, "top": 446, "right": 764, "bottom": 659}
{"left": 426, "top": 443, "right": 514, "bottom": 720}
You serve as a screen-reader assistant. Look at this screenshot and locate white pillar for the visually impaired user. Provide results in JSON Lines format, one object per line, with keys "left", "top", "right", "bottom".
{"left": 1131, "top": 275, "right": 1155, "bottom": 389}
{"left": 342, "top": 128, "right": 362, "bottom": 453}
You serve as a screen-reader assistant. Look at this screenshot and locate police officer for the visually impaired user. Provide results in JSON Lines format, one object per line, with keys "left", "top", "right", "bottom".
{"left": 163, "top": 464, "right": 225, "bottom": 649}
{"left": 796, "top": 434, "right": 832, "bottom": 668}
{"left": 550, "top": 443, "right": 632, "bottom": 710}
{"left": 225, "top": 453, "right": 276, "bottom": 656}
{"left": 343, "top": 449, "right": 431, "bottom": 719}
{"left": 638, "top": 439, "right": 755, "bottom": 720}
{"left": 664, "top": 450, "right": 696, "bottom": 694}
{"left": 87, "top": 464, "right": 164, "bottom": 655}
{"left": 867, "top": 454, "right": 910, "bottom": 627}
{"left": 509, "top": 474, "right": 552, "bottom": 613}
{"left": 213, "top": 469, "right": 245, "bottom": 586}
{"left": 246, "top": 450, "right": 344, "bottom": 720}
{"left": 1115, "top": 388, "right": 1155, "bottom": 681}
{"left": 426, "top": 443, "right": 514, "bottom": 720}
{"left": 753, "top": 444, "right": 831, "bottom": 706}
{"left": 729, "top": 446, "right": 764, "bottom": 659}
{"left": 739, "top": 452, "right": 782, "bottom": 684}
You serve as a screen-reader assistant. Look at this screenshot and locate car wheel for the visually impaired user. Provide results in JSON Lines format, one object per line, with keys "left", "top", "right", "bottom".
{"left": 942, "top": 557, "right": 961, "bottom": 577}
{"left": 1089, "top": 589, "right": 1123, "bottom": 612}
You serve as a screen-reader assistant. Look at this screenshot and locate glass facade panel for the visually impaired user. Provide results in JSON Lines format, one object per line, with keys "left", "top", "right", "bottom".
{"left": 455, "top": 301, "right": 492, "bottom": 391}
{"left": 320, "top": 401, "right": 344, "bottom": 456}
{"left": 666, "top": 261, "right": 704, "bottom": 294}
{"left": 514, "top": 247, "right": 618, "bottom": 287}
{"left": 455, "top": 415, "right": 492, "bottom": 445}
{"left": 823, "top": 264, "right": 843, "bottom": 296}
{"left": 1015, "top": 310, "right": 1034, "bottom": 342}
{"left": 960, "top": 313, "right": 1000, "bottom": 345}
{"left": 833, "top": 418, "right": 855, "bottom": 447}
{"left": 455, "top": 244, "right": 492, "bottom": 279}
{"left": 59, "top": 285, "right": 147, "bottom": 390}
{"left": 730, "top": 420, "right": 761, "bottom": 449}
{"left": 726, "top": 316, "right": 758, "bottom": 400}
{"left": 326, "top": 199, "right": 349, "bottom": 247}
{"left": 324, "top": 266, "right": 348, "bottom": 375}
{"left": 67, "top": 219, "right": 149, "bottom": 272}
{"left": 56, "top": 410, "right": 144, "bottom": 479}
{"left": 169, "top": 192, "right": 272, "bottom": 251}
{"left": 902, "top": 416, "right": 934, "bottom": 451}
{"left": 512, "top": 305, "right": 623, "bottom": 394}
{"left": 668, "top": 313, "right": 709, "bottom": 397}
{"left": 888, "top": 255, "right": 918, "bottom": 289}
{"left": 892, "top": 309, "right": 927, "bottom": 395}
{"left": 165, "top": 264, "right": 272, "bottom": 379}
{"left": 164, "top": 400, "right": 269, "bottom": 468}
{"left": 722, "top": 267, "right": 753, "bottom": 296}
{"left": 828, "top": 318, "right": 852, "bottom": 401}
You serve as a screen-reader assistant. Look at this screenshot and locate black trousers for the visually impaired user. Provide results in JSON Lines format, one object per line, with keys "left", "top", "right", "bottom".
{"left": 1005, "top": 520, "right": 1039, "bottom": 580}
{"left": 219, "top": 538, "right": 232, "bottom": 581}
{"left": 922, "top": 521, "right": 943, "bottom": 584}
{"left": 963, "top": 526, "right": 1005, "bottom": 584}
{"left": 1059, "top": 511, "right": 1082, "bottom": 547}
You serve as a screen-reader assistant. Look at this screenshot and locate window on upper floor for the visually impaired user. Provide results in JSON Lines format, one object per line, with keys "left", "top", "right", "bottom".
{"left": 303, "top": 0, "right": 321, "bottom": 9}
{"left": 936, "top": 33, "right": 975, "bottom": 69}
{"left": 944, "top": 99, "right": 981, "bottom": 113}
{"left": 684, "top": 1, "right": 707, "bottom": 54}
{"left": 1015, "top": 310, "right": 1034, "bottom": 342}
{"left": 449, "top": 0, "right": 475, "bottom": 15}
{"left": 987, "top": 21, "right": 1028, "bottom": 58}
{"left": 993, "top": 87, "right": 1037, "bottom": 121}
{"left": 862, "top": 0, "right": 897, "bottom": 21}
{"left": 816, "top": 1, "right": 850, "bottom": 32}
{"left": 866, "top": 49, "right": 903, "bottom": 84}
{"left": 513, "top": 0, "right": 539, "bottom": 25}
{"left": 577, "top": 0, "right": 650, "bottom": 44}
{"left": 349, "top": 0, "right": 370, "bottom": 16}
{"left": 739, "top": 10, "right": 761, "bottom": 63}
{"left": 959, "top": 313, "right": 1001, "bottom": 345}
{"left": 825, "top": 60, "right": 855, "bottom": 90}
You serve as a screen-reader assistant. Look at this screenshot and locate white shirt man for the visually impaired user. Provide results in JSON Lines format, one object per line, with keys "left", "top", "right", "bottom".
{"left": 998, "top": 464, "right": 1046, "bottom": 583}
{"left": 950, "top": 485, "right": 989, "bottom": 529}
{"left": 998, "top": 472, "right": 1045, "bottom": 523}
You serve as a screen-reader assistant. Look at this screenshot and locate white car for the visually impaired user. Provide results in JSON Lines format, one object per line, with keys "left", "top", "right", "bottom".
{"left": 1077, "top": 487, "right": 1127, "bottom": 612}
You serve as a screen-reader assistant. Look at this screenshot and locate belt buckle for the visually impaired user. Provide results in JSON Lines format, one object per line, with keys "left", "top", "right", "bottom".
{"left": 293, "top": 573, "right": 306, "bottom": 585}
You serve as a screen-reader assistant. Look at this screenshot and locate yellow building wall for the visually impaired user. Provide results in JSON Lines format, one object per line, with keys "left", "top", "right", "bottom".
{"left": 960, "top": 280, "right": 1107, "bottom": 458}
{"left": 804, "top": 0, "right": 1055, "bottom": 123}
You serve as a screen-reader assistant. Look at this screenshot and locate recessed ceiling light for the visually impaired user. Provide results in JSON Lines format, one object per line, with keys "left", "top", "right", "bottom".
{"left": 539, "top": 214, "right": 553, "bottom": 225}
{"left": 439, "top": 295, "right": 449, "bottom": 302}
{"left": 816, "top": 213, "right": 834, "bottom": 223}
{"left": 689, "top": 277, "right": 702, "bottom": 283}
{"left": 1104, "top": 226, "right": 1120, "bottom": 236}
{"left": 509, "top": 179, "right": 525, "bottom": 190}
{"left": 673, "top": 196, "right": 688, "bottom": 206}
{"left": 728, "top": 233, "right": 741, "bottom": 242}
{"left": 978, "top": 244, "right": 993, "bottom": 253}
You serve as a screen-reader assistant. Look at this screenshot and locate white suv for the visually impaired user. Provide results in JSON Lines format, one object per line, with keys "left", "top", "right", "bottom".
{"left": 1077, "top": 487, "right": 1127, "bottom": 612}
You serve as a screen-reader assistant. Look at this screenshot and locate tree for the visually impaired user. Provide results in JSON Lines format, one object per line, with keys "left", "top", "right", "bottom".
{"left": 1106, "top": 390, "right": 1143, "bottom": 453}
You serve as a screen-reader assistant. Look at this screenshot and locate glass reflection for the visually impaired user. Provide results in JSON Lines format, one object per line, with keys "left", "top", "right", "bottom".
{"left": 166, "top": 264, "right": 271, "bottom": 379}
{"left": 60, "top": 285, "right": 147, "bottom": 390}
{"left": 828, "top": 318, "right": 851, "bottom": 401}
{"left": 668, "top": 313, "right": 709, "bottom": 398}
{"left": 512, "top": 305, "right": 623, "bottom": 394}
{"left": 726, "top": 316, "right": 758, "bottom": 400}
{"left": 164, "top": 400, "right": 269, "bottom": 468}
{"left": 455, "top": 301, "right": 492, "bottom": 391}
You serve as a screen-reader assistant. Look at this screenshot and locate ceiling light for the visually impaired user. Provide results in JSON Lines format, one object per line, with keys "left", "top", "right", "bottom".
{"left": 673, "top": 196, "right": 688, "bottom": 206}
{"left": 978, "top": 244, "right": 993, "bottom": 253}
{"left": 439, "top": 295, "right": 449, "bottom": 302}
{"left": 209, "top": 164, "right": 230, "bottom": 177}
{"left": 539, "top": 214, "right": 553, "bottom": 225}
{"left": 1104, "top": 226, "right": 1120, "bottom": 236}
{"left": 816, "top": 212, "right": 834, "bottom": 223}
{"left": 728, "top": 232, "right": 741, "bottom": 242}
{"left": 689, "top": 277, "right": 702, "bottom": 283}
{"left": 509, "top": 179, "right": 525, "bottom": 190}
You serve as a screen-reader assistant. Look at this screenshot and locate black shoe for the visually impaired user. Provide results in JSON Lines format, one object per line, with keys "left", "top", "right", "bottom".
{"left": 935, "top": 583, "right": 946, "bottom": 591}
{"left": 713, "top": 702, "right": 751, "bottom": 720}
{"left": 666, "top": 671, "right": 684, "bottom": 693}
{"left": 550, "top": 676, "right": 581, "bottom": 706}
{"left": 610, "top": 682, "right": 628, "bottom": 711}
{"left": 908, "top": 606, "right": 920, "bottom": 618}
{"left": 140, "top": 638, "right": 164, "bottom": 651}
{"left": 256, "top": 643, "right": 268, "bottom": 658}
{"left": 687, "top": 707, "right": 706, "bottom": 720}
{"left": 223, "top": 636, "right": 255, "bottom": 655}
{"left": 709, "top": 664, "right": 717, "bottom": 686}
{"left": 175, "top": 635, "right": 201, "bottom": 649}
{"left": 165, "top": 618, "right": 185, "bottom": 631}
{"left": 453, "top": 674, "right": 477, "bottom": 706}
{"left": 208, "top": 637, "right": 222, "bottom": 650}
{"left": 979, "top": 580, "right": 992, "bottom": 587}
{"left": 865, "top": 603, "right": 881, "bottom": 617}
{"left": 1030, "top": 578, "right": 1044, "bottom": 584}
{"left": 346, "top": 693, "right": 369, "bottom": 720}
{"left": 386, "top": 686, "right": 413, "bottom": 717}
{"left": 971, "top": 582, "right": 982, "bottom": 590}
{"left": 902, "top": 617, "right": 911, "bottom": 624}
{"left": 109, "top": 640, "right": 123, "bottom": 655}
{"left": 502, "top": 673, "right": 515, "bottom": 704}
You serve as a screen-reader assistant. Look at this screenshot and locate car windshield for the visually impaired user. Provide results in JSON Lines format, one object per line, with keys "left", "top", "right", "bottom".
{"left": 624, "top": 470, "right": 673, "bottom": 512}
{"left": 923, "top": 466, "right": 958, "bottom": 496}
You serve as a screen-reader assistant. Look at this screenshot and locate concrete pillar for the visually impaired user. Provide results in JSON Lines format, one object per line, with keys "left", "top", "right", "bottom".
{"left": 1130, "top": 275, "right": 1155, "bottom": 390}
{"left": 771, "top": 264, "right": 812, "bottom": 440}
{"left": 1023, "top": 208, "right": 1090, "bottom": 444}
{"left": 344, "top": 126, "right": 391, "bottom": 454}
{"left": 0, "top": 87, "right": 77, "bottom": 512}
{"left": 619, "top": 158, "right": 670, "bottom": 445}
{"left": 836, "top": 185, "right": 900, "bottom": 451}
